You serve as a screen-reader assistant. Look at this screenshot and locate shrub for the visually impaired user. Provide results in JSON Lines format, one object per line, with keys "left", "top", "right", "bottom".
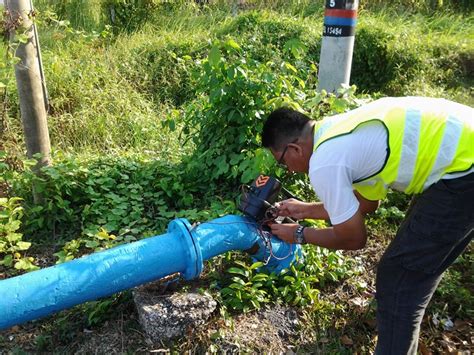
{"left": 181, "top": 36, "right": 353, "bottom": 187}
{"left": 103, "top": 0, "right": 157, "bottom": 33}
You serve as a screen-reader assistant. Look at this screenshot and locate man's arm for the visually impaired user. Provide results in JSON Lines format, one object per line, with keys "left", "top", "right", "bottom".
{"left": 277, "top": 191, "right": 379, "bottom": 220}
{"left": 277, "top": 199, "right": 329, "bottom": 220}
{"left": 271, "top": 189, "right": 379, "bottom": 250}
{"left": 308, "top": 193, "right": 378, "bottom": 249}
{"left": 269, "top": 209, "right": 367, "bottom": 250}
{"left": 354, "top": 191, "right": 380, "bottom": 215}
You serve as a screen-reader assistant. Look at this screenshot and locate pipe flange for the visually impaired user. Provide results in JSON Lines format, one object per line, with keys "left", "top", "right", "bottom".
{"left": 167, "top": 218, "right": 203, "bottom": 280}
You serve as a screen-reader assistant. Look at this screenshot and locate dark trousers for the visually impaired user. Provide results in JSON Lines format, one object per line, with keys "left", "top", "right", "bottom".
{"left": 375, "top": 173, "right": 474, "bottom": 355}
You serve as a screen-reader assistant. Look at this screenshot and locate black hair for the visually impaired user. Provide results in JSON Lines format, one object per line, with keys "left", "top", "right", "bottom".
{"left": 261, "top": 107, "right": 311, "bottom": 150}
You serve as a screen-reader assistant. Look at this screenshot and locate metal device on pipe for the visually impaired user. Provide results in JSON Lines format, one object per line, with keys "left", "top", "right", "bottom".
{"left": 0, "top": 175, "right": 301, "bottom": 330}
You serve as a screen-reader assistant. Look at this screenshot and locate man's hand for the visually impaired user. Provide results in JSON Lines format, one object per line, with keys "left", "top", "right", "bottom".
{"left": 268, "top": 223, "right": 299, "bottom": 244}
{"left": 276, "top": 199, "right": 313, "bottom": 220}
{"left": 270, "top": 210, "right": 368, "bottom": 250}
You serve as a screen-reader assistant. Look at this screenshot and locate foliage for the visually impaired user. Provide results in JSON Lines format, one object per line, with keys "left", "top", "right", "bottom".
{"left": 82, "top": 292, "right": 131, "bottom": 326}
{"left": 352, "top": 12, "right": 473, "bottom": 104}
{"left": 429, "top": 251, "right": 474, "bottom": 320}
{"left": 2, "top": 152, "right": 236, "bottom": 265}
{"left": 0, "top": 197, "right": 38, "bottom": 272}
{"left": 360, "top": 0, "right": 473, "bottom": 12}
{"left": 0, "top": 13, "right": 24, "bottom": 91}
{"left": 213, "top": 246, "right": 362, "bottom": 313}
{"left": 112, "top": 40, "right": 201, "bottom": 106}
{"left": 103, "top": 0, "right": 158, "bottom": 34}
{"left": 374, "top": 191, "right": 409, "bottom": 224}
{"left": 3, "top": 5, "right": 471, "bottom": 159}
{"left": 215, "top": 260, "right": 272, "bottom": 312}
{"left": 216, "top": 11, "right": 320, "bottom": 63}
{"left": 0, "top": 7, "right": 36, "bottom": 139}
{"left": 1, "top": 8, "right": 179, "bottom": 155}
{"left": 53, "top": 228, "right": 135, "bottom": 264}
{"left": 182, "top": 38, "right": 289, "bottom": 184}
{"left": 182, "top": 37, "right": 362, "bottom": 188}
{"left": 30, "top": 291, "right": 135, "bottom": 352}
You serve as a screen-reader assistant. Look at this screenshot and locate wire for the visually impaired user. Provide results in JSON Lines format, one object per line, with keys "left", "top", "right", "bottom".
{"left": 257, "top": 218, "right": 294, "bottom": 262}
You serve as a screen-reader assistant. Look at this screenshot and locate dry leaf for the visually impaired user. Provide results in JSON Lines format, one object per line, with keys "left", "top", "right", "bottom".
{"left": 363, "top": 318, "right": 377, "bottom": 329}
{"left": 350, "top": 297, "right": 369, "bottom": 308}
{"left": 445, "top": 344, "right": 455, "bottom": 353}
{"left": 340, "top": 334, "right": 353, "bottom": 346}
{"left": 441, "top": 332, "right": 459, "bottom": 346}
{"left": 454, "top": 320, "right": 471, "bottom": 332}
{"left": 419, "top": 341, "right": 432, "bottom": 355}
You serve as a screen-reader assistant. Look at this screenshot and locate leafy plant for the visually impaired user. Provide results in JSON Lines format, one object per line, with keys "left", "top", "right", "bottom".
{"left": 0, "top": 197, "right": 38, "bottom": 272}
{"left": 183, "top": 37, "right": 324, "bottom": 186}
{"left": 274, "top": 261, "right": 320, "bottom": 307}
{"left": 103, "top": 0, "right": 158, "bottom": 33}
{"left": 217, "top": 260, "right": 271, "bottom": 312}
{"left": 213, "top": 245, "right": 361, "bottom": 313}
{"left": 83, "top": 292, "right": 129, "bottom": 326}
{"left": 429, "top": 252, "right": 474, "bottom": 320}
{"left": 368, "top": 190, "right": 409, "bottom": 228}
{"left": 53, "top": 228, "right": 136, "bottom": 263}
{"left": 4, "top": 152, "right": 243, "bottom": 266}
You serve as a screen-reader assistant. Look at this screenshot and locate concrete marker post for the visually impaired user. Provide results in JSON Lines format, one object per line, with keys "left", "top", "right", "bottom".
{"left": 318, "top": 0, "right": 359, "bottom": 93}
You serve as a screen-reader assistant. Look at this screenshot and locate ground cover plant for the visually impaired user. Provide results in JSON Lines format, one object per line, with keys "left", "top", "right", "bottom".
{"left": 0, "top": 0, "right": 473, "bottom": 353}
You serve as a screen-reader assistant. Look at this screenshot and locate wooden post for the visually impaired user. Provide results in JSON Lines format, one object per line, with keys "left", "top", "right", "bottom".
{"left": 6, "top": 0, "right": 51, "bottom": 168}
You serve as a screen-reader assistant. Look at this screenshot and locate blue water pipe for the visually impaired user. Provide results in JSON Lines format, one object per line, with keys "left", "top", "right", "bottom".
{"left": 0, "top": 215, "right": 301, "bottom": 330}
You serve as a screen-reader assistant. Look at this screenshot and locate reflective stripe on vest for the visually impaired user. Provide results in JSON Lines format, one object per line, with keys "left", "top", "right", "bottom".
{"left": 391, "top": 108, "right": 422, "bottom": 191}
{"left": 423, "top": 115, "right": 464, "bottom": 189}
{"left": 313, "top": 97, "right": 474, "bottom": 200}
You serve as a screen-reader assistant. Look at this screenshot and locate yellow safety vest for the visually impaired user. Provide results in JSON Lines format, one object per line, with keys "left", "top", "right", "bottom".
{"left": 313, "top": 97, "right": 474, "bottom": 200}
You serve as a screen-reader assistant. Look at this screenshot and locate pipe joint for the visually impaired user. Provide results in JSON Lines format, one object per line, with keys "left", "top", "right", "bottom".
{"left": 167, "top": 218, "right": 203, "bottom": 280}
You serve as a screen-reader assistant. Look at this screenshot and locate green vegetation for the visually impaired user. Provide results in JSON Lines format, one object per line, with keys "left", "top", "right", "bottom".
{"left": 0, "top": 0, "right": 472, "bottom": 352}
{"left": 213, "top": 246, "right": 362, "bottom": 313}
{"left": 0, "top": 196, "right": 38, "bottom": 272}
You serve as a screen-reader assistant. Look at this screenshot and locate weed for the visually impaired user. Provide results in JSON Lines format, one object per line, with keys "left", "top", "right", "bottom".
{"left": 212, "top": 245, "right": 362, "bottom": 313}
{"left": 34, "top": 334, "right": 53, "bottom": 351}
{"left": 0, "top": 196, "right": 38, "bottom": 273}
{"left": 429, "top": 251, "right": 474, "bottom": 320}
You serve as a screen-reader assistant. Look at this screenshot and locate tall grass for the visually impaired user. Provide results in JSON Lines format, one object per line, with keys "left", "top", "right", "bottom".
{"left": 354, "top": 9, "right": 473, "bottom": 104}
{"left": 2, "top": 0, "right": 472, "bottom": 159}
{"left": 31, "top": 0, "right": 473, "bottom": 32}
{"left": 34, "top": 0, "right": 106, "bottom": 30}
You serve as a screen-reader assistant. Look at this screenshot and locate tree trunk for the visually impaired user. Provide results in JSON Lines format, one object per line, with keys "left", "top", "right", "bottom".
{"left": 6, "top": 0, "right": 51, "bottom": 203}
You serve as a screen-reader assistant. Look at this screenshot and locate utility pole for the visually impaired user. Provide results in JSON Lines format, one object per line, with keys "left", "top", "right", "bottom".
{"left": 6, "top": 0, "right": 51, "bottom": 168}
{"left": 318, "top": 0, "right": 359, "bottom": 93}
